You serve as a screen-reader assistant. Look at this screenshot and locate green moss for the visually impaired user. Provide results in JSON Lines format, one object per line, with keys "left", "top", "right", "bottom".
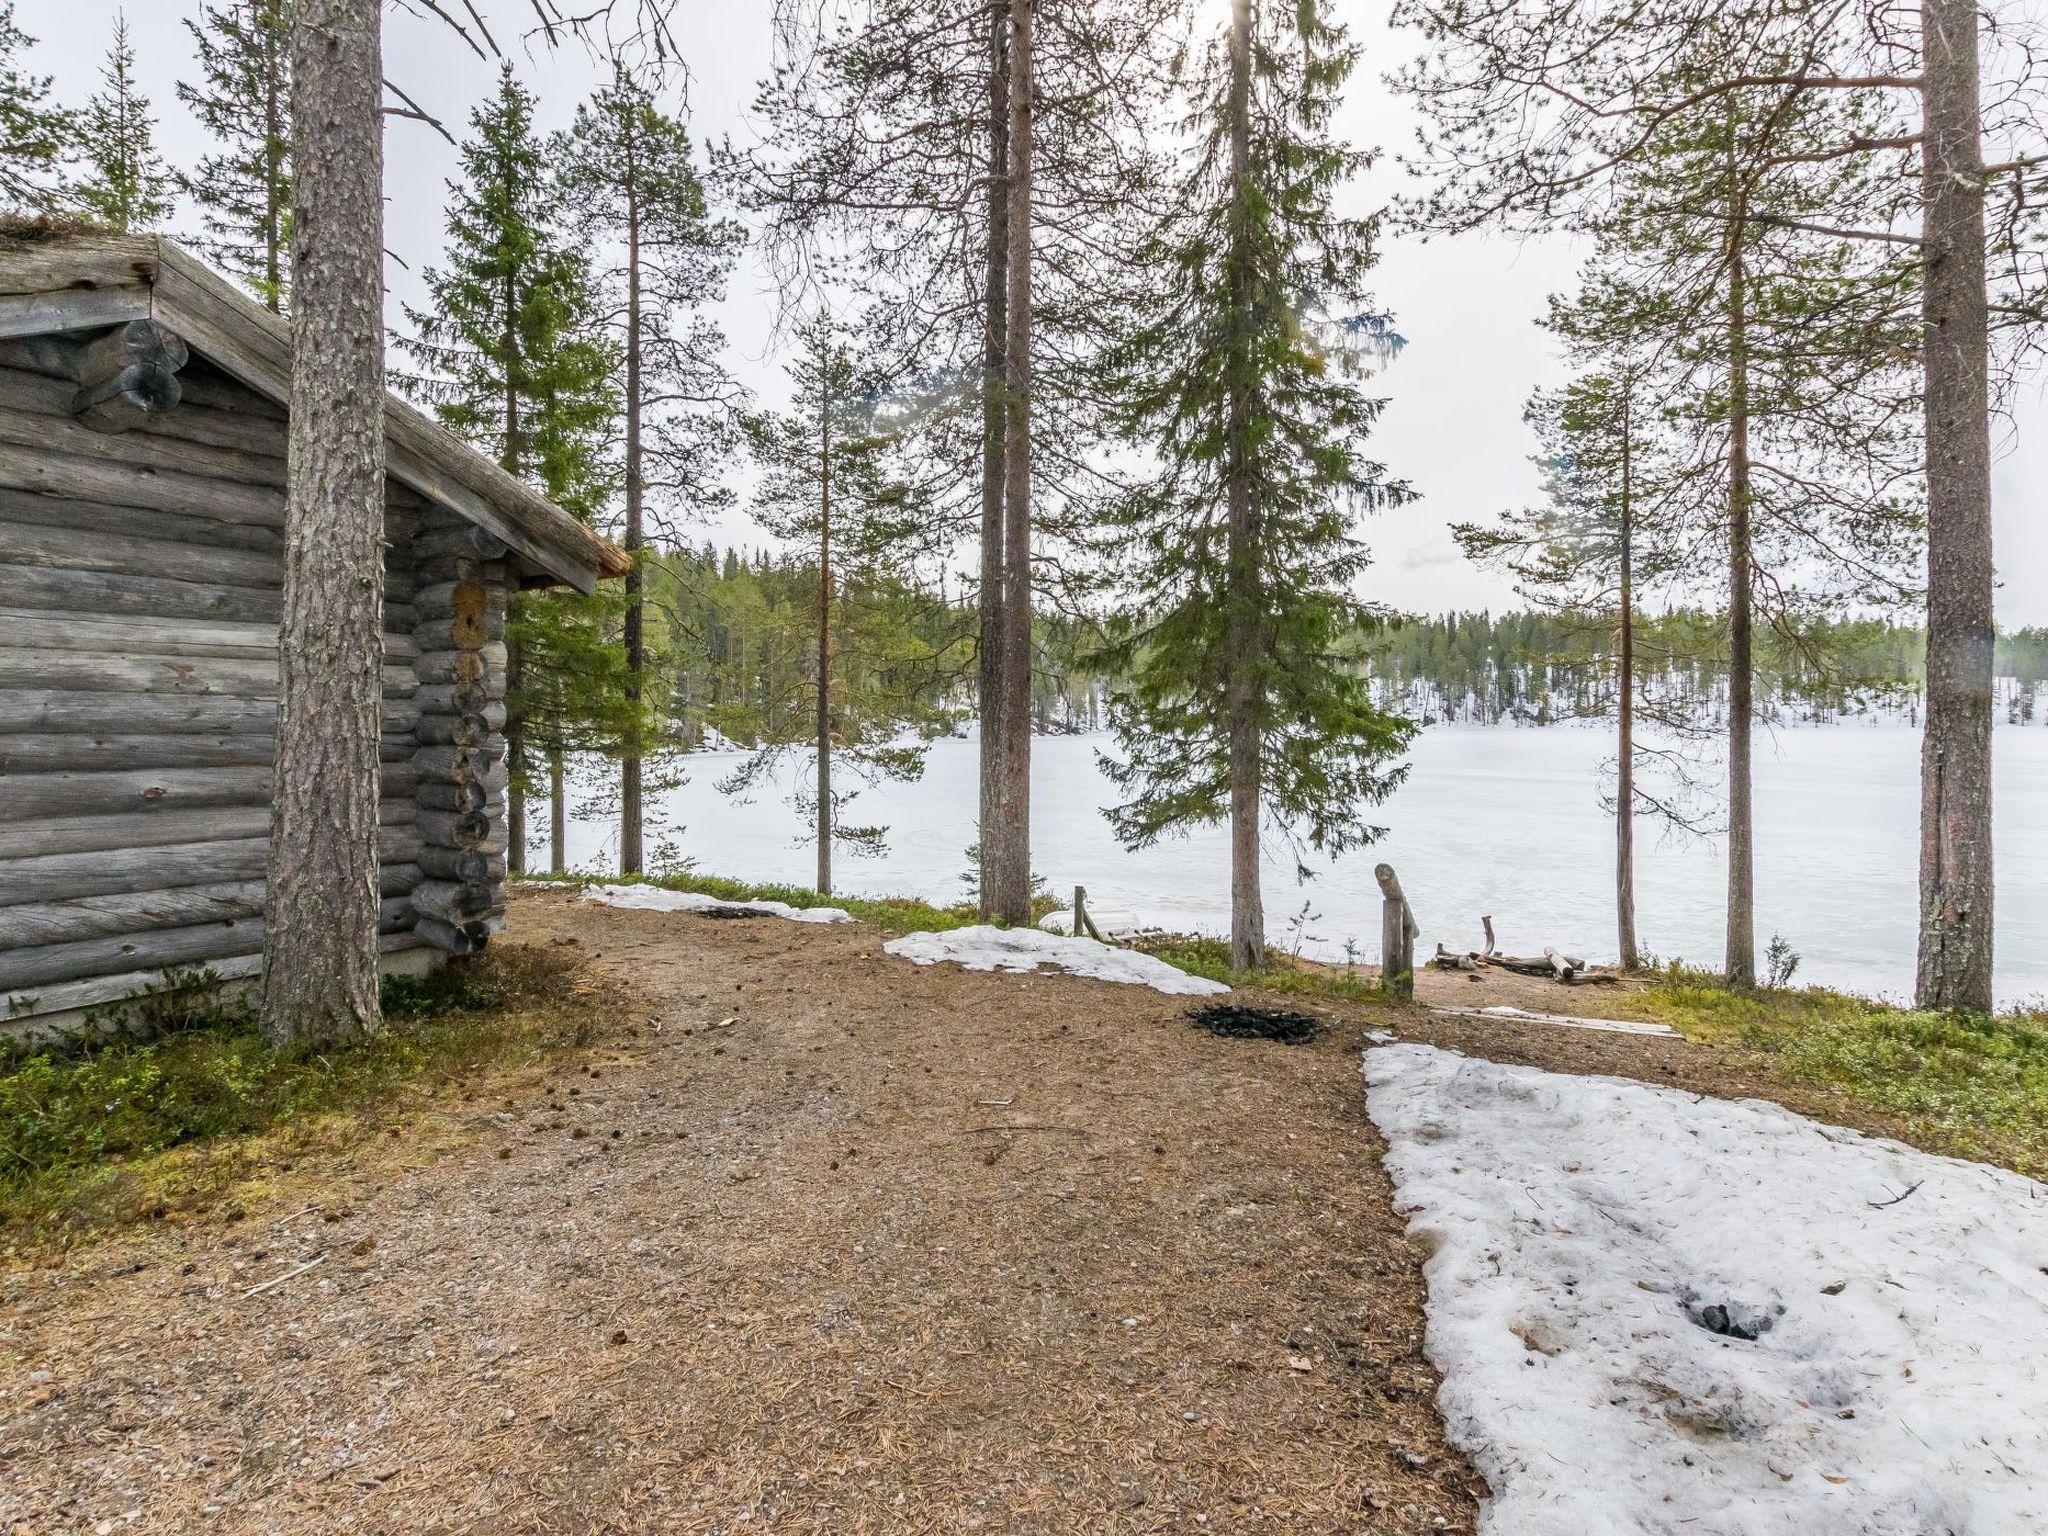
{"left": 1640, "top": 970, "right": 2048, "bottom": 1172}
{"left": 0, "top": 949, "right": 596, "bottom": 1242}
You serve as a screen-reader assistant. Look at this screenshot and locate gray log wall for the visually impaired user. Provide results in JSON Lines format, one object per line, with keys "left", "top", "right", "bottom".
{"left": 0, "top": 350, "right": 482, "bottom": 1027}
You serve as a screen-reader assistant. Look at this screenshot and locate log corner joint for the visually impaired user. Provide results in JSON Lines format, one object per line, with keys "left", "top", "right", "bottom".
{"left": 70, "top": 319, "right": 190, "bottom": 434}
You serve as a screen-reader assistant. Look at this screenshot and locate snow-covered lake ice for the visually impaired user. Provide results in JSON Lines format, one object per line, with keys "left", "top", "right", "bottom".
{"left": 1366, "top": 1043, "right": 2048, "bottom": 1535}
{"left": 558, "top": 721, "right": 2048, "bottom": 1007}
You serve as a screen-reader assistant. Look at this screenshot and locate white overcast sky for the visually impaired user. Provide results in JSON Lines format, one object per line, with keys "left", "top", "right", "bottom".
{"left": 18, "top": 0, "right": 2048, "bottom": 625}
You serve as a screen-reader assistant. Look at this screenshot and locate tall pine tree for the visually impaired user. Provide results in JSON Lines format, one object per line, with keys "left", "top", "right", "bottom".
{"left": 178, "top": 0, "right": 293, "bottom": 311}
{"left": 556, "top": 65, "right": 742, "bottom": 876}
{"left": 1097, "top": 0, "right": 1413, "bottom": 971}
{"left": 0, "top": 3, "right": 69, "bottom": 213}
{"left": 74, "top": 14, "right": 173, "bottom": 233}
{"left": 399, "top": 68, "right": 627, "bottom": 876}
{"left": 725, "top": 313, "right": 952, "bottom": 896}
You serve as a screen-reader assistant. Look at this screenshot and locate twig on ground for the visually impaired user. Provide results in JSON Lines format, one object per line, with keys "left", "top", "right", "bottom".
{"left": 242, "top": 1254, "right": 328, "bottom": 1299}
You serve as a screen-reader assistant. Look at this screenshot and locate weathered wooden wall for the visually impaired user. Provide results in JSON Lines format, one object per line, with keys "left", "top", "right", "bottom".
{"left": 0, "top": 349, "right": 470, "bottom": 1025}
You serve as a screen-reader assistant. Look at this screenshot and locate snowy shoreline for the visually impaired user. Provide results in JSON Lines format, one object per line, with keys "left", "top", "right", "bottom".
{"left": 1365, "top": 1043, "right": 2048, "bottom": 1535}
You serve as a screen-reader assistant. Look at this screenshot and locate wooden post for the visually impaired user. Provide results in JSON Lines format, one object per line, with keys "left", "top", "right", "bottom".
{"left": 1073, "top": 884, "right": 1104, "bottom": 943}
{"left": 1375, "top": 863, "right": 1420, "bottom": 1001}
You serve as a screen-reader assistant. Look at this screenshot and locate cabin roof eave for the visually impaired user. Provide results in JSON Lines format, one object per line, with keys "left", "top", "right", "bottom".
{"left": 0, "top": 231, "right": 630, "bottom": 593}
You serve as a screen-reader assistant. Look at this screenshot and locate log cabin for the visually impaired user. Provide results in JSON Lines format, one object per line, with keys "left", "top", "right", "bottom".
{"left": 0, "top": 230, "right": 631, "bottom": 1035}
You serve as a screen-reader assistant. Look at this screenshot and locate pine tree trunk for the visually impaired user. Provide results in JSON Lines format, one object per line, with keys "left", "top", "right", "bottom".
{"left": 977, "top": 6, "right": 1009, "bottom": 919}
{"left": 263, "top": 1, "right": 285, "bottom": 314}
{"left": 621, "top": 145, "right": 646, "bottom": 877}
{"left": 549, "top": 744, "right": 566, "bottom": 875}
{"left": 1224, "top": 0, "right": 1264, "bottom": 972}
{"left": 991, "top": 0, "right": 1034, "bottom": 924}
{"left": 501, "top": 270, "right": 526, "bottom": 877}
{"left": 260, "top": 0, "right": 383, "bottom": 1046}
{"left": 1916, "top": 0, "right": 1997, "bottom": 1013}
{"left": 817, "top": 388, "right": 833, "bottom": 898}
{"left": 1616, "top": 391, "right": 1640, "bottom": 970}
{"left": 1725, "top": 214, "right": 1756, "bottom": 990}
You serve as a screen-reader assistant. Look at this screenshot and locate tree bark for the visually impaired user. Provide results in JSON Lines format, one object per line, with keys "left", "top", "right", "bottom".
{"left": 620, "top": 128, "right": 646, "bottom": 877}
{"left": 262, "top": 0, "right": 286, "bottom": 314}
{"left": 1724, "top": 175, "right": 1756, "bottom": 990}
{"left": 816, "top": 376, "right": 833, "bottom": 898}
{"left": 500, "top": 258, "right": 526, "bottom": 876}
{"left": 1224, "top": 0, "right": 1264, "bottom": 972}
{"left": 990, "top": 0, "right": 1034, "bottom": 924}
{"left": 1916, "top": 0, "right": 1996, "bottom": 1013}
{"left": 549, "top": 743, "right": 566, "bottom": 874}
{"left": 976, "top": 3, "right": 1010, "bottom": 919}
{"left": 1616, "top": 385, "right": 1640, "bottom": 971}
{"left": 260, "top": 0, "right": 384, "bottom": 1046}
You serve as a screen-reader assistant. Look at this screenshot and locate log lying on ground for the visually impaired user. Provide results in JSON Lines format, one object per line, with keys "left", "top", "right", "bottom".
{"left": 1429, "top": 916, "right": 1622, "bottom": 985}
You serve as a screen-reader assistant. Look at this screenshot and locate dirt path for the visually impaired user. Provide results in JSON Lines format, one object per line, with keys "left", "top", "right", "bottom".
{"left": 1, "top": 889, "right": 1483, "bottom": 1536}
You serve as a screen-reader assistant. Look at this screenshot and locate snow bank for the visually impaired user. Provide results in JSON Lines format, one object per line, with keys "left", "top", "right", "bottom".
{"left": 885, "top": 926, "right": 1229, "bottom": 996}
{"left": 1365, "top": 1043, "right": 2048, "bottom": 1536}
{"left": 583, "top": 884, "right": 852, "bottom": 924}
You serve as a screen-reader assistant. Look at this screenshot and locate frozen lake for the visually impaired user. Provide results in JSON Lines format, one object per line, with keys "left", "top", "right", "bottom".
{"left": 558, "top": 722, "right": 2048, "bottom": 1007}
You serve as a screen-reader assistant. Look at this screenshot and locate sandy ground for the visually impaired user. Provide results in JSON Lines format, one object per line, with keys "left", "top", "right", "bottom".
{"left": 0, "top": 889, "right": 1488, "bottom": 1536}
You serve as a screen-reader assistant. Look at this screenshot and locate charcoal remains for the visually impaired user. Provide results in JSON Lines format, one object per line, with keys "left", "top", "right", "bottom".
{"left": 1189, "top": 1004, "right": 1321, "bottom": 1045}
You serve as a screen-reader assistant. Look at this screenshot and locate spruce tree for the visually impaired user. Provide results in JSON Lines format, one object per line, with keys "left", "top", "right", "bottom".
{"left": 398, "top": 67, "right": 626, "bottom": 877}
{"left": 724, "top": 313, "right": 952, "bottom": 896}
{"left": 555, "top": 65, "right": 743, "bottom": 876}
{"left": 178, "top": 0, "right": 293, "bottom": 311}
{"left": 0, "top": 3, "right": 69, "bottom": 213}
{"left": 1097, "top": 0, "right": 1414, "bottom": 971}
{"left": 73, "top": 14, "right": 173, "bottom": 233}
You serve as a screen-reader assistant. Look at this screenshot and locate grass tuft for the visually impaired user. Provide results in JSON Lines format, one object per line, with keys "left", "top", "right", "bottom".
{"left": 1641, "top": 969, "right": 2048, "bottom": 1172}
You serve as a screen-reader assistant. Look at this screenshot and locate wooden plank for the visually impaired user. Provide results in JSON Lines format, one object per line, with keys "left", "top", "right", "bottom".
{"left": 0, "top": 441, "right": 284, "bottom": 524}
{"left": 0, "top": 732, "right": 273, "bottom": 774}
{"left": 0, "top": 689, "right": 279, "bottom": 735}
{"left": 0, "top": 485, "right": 283, "bottom": 555}
{"left": 0, "top": 766, "right": 272, "bottom": 823}
{"left": 1, "top": 931, "right": 429, "bottom": 1028}
{"left": 0, "top": 649, "right": 411, "bottom": 698}
{"left": 0, "top": 764, "right": 412, "bottom": 822}
{"left": 0, "top": 880, "right": 266, "bottom": 949}
{"left": 0, "top": 518, "right": 280, "bottom": 587}
{"left": 0, "top": 900, "right": 415, "bottom": 992}
{"left": 0, "top": 287, "right": 151, "bottom": 339}
{"left": 0, "top": 561, "right": 280, "bottom": 622}
{"left": 0, "top": 799, "right": 414, "bottom": 860}
{"left": 0, "top": 607, "right": 278, "bottom": 658}
{"left": 0, "top": 610, "right": 415, "bottom": 665}
{"left": 0, "top": 396, "right": 288, "bottom": 488}
{"left": 0, "top": 235, "right": 160, "bottom": 296}
{"left": 0, "top": 828, "right": 421, "bottom": 907}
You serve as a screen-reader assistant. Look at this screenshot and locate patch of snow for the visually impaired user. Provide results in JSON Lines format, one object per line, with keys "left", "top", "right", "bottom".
{"left": 583, "top": 884, "right": 852, "bottom": 924}
{"left": 1364, "top": 1043, "right": 2048, "bottom": 1536}
{"left": 1429, "top": 1003, "right": 1679, "bottom": 1038}
{"left": 885, "top": 926, "right": 1229, "bottom": 996}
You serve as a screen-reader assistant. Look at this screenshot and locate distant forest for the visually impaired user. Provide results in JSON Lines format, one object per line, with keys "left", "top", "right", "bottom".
{"left": 645, "top": 547, "right": 2048, "bottom": 748}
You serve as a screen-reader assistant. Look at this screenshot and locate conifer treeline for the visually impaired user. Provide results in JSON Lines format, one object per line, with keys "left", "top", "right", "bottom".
{"left": 8, "top": 0, "right": 2044, "bottom": 1007}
